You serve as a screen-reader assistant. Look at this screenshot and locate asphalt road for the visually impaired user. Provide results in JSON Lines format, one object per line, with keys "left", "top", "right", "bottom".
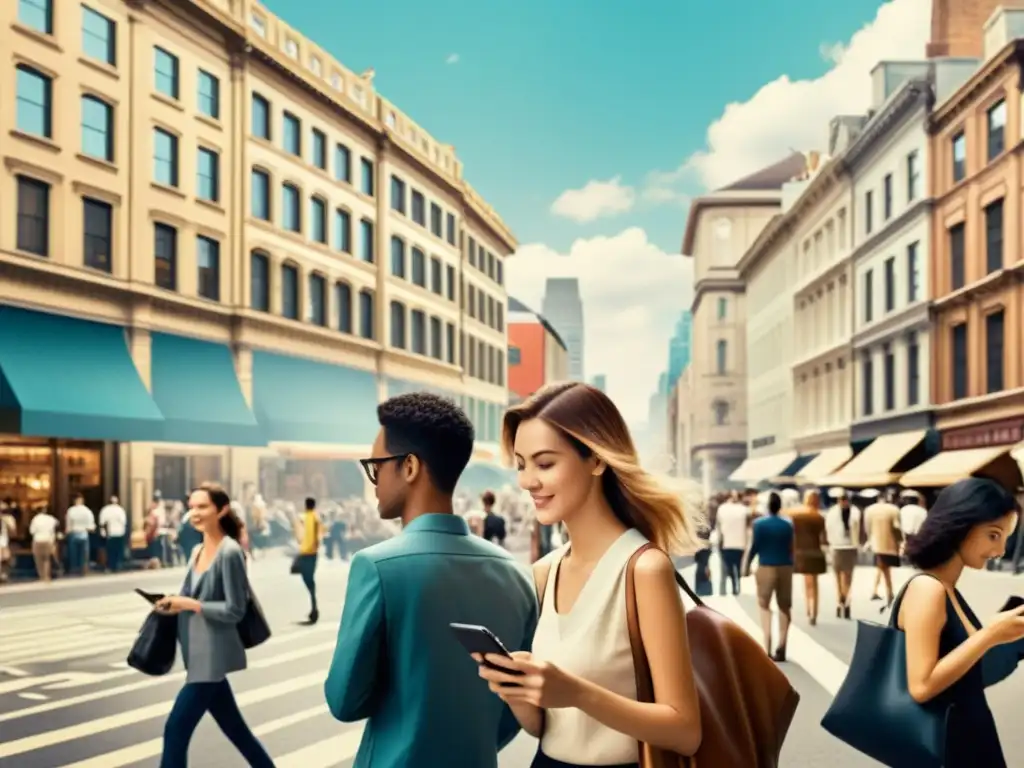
{"left": 1, "top": 551, "right": 1023, "bottom": 767}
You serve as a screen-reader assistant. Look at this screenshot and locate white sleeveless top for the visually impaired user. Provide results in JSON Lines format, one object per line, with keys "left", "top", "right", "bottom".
{"left": 533, "top": 528, "right": 647, "bottom": 764}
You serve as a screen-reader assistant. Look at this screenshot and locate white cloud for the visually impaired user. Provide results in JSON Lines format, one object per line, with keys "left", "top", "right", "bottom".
{"left": 445, "top": 53, "right": 459, "bottom": 64}
{"left": 550, "top": 177, "right": 636, "bottom": 223}
{"left": 506, "top": 228, "right": 694, "bottom": 426}
{"left": 651, "top": 0, "right": 929, "bottom": 193}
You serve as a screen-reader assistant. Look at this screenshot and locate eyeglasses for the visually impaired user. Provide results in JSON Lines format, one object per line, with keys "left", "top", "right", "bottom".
{"left": 359, "top": 454, "right": 411, "bottom": 485}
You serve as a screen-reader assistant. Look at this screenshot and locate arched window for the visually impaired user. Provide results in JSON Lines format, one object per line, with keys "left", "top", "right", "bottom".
{"left": 712, "top": 399, "right": 729, "bottom": 426}
{"left": 280, "top": 261, "right": 299, "bottom": 319}
{"left": 335, "top": 282, "right": 352, "bottom": 333}
{"left": 389, "top": 300, "right": 406, "bottom": 348}
{"left": 250, "top": 251, "right": 270, "bottom": 311}
{"left": 358, "top": 289, "right": 374, "bottom": 340}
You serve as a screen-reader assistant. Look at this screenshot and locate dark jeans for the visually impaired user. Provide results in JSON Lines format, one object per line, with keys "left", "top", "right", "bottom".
{"left": 720, "top": 548, "right": 743, "bottom": 595}
{"left": 106, "top": 535, "right": 125, "bottom": 572}
{"left": 296, "top": 553, "right": 318, "bottom": 614}
{"left": 68, "top": 533, "right": 89, "bottom": 574}
{"left": 160, "top": 680, "right": 273, "bottom": 768}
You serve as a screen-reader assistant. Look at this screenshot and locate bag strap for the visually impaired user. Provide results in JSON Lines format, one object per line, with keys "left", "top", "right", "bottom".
{"left": 533, "top": 560, "right": 552, "bottom": 614}
{"left": 887, "top": 572, "right": 941, "bottom": 628}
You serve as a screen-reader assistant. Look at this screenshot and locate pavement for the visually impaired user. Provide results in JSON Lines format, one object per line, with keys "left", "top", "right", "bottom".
{"left": 1, "top": 550, "right": 1023, "bottom": 767}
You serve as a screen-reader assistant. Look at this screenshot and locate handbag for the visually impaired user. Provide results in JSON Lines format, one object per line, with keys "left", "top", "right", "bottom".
{"left": 624, "top": 543, "right": 800, "bottom": 768}
{"left": 127, "top": 611, "right": 178, "bottom": 676}
{"left": 820, "top": 576, "right": 950, "bottom": 767}
{"left": 290, "top": 555, "right": 302, "bottom": 575}
{"left": 237, "top": 589, "right": 272, "bottom": 649}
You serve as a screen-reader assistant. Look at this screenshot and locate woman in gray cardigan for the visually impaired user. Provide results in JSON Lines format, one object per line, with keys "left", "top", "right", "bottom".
{"left": 154, "top": 483, "right": 275, "bottom": 768}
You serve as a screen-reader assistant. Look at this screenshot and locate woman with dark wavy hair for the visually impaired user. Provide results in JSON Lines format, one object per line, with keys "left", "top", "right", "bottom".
{"left": 896, "top": 477, "right": 1024, "bottom": 767}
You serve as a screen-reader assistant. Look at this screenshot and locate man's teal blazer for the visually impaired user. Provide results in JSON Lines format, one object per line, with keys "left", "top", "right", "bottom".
{"left": 324, "top": 513, "right": 538, "bottom": 768}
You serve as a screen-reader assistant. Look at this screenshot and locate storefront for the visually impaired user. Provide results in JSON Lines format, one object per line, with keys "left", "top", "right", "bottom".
{"left": 901, "top": 418, "right": 1024, "bottom": 492}
{"left": 728, "top": 450, "right": 798, "bottom": 487}
{"left": 792, "top": 445, "right": 853, "bottom": 486}
{"left": 819, "top": 429, "right": 936, "bottom": 488}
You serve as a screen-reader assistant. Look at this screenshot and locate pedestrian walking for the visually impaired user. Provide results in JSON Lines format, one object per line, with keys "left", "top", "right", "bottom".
{"left": 65, "top": 495, "right": 95, "bottom": 575}
{"left": 153, "top": 483, "right": 274, "bottom": 768}
{"left": 715, "top": 490, "right": 748, "bottom": 596}
{"left": 29, "top": 507, "right": 59, "bottom": 582}
{"left": 98, "top": 496, "right": 127, "bottom": 573}
{"left": 790, "top": 489, "right": 827, "bottom": 626}
{"left": 481, "top": 491, "right": 507, "bottom": 547}
{"left": 744, "top": 491, "right": 794, "bottom": 661}
{"left": 864, "top": 488, "right": 902, "bottom": 609}
{"left": 824, "top": 488, "right": 861, "bottom": 619}
{"left": 293, "top": 497, "right": 320, "bottom": 625}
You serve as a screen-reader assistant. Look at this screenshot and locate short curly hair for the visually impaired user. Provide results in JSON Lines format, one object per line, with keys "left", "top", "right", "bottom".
{"left": 377, "top": 392, "right": 475, "bottom": 494}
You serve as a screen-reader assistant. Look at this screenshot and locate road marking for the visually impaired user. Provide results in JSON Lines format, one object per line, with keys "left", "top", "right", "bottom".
{"left": 275, "top": 730, "right": 364, "bottom": 768}
{"left": 17, "top": 692, "right": 47, "bottom": 700}
{"left": 0, "top": 665, "right": 29, "bottom": 677}
{"left": 0, "top": 673, "right": 323, "bottom": 757}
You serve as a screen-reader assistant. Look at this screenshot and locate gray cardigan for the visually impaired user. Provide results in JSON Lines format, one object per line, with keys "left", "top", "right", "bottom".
{"left": 178, "top": 537, "right": 248, "bottom": 683}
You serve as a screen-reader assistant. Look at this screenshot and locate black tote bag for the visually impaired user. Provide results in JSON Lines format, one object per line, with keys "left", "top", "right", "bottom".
{"left": 237, "top": 589, "right": 271, "bottom": 649}
{"left": 821, "top": 579, "right": 951, "bottom": 767}
{"left": 127, "top": 612, "right": 178, "bottom": 676}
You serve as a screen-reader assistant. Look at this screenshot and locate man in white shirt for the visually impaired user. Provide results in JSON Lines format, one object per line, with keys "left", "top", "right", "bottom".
{"left": 716, "top": 491, "right": 751, "bottom": 595}
{"left": 98, "top": 495, "right": 128, "bottom": 573}
{"left": 65, "top": 495, "right": 96, "bottom": 576}
{"left": 898, "top": 490, "right": 928, "bottom": 540}
{"left": 29, "top": 508, "right": 59, "bottom": 582}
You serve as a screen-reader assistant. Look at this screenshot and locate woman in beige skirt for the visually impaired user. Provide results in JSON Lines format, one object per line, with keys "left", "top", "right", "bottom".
{"left": 789, "top": 489, "right": 828, "bottom": 625}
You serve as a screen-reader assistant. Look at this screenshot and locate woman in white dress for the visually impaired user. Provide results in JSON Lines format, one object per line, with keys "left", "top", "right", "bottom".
{"left": 475, "top": 381, "right": 702, "bottom": 768}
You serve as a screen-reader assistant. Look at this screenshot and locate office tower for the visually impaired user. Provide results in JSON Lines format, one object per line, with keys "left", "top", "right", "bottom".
{"left": 541, "top": 278, "right": 584, "bottom": 381}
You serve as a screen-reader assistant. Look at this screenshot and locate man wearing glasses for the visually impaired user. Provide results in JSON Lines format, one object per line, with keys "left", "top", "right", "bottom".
{"left": 324, "top": 393, "right": 537, "bottom": 768}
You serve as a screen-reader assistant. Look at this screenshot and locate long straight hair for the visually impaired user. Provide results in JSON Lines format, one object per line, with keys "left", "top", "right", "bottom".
{"left": 502, "top": 382, "right": 701, "bottom": 553}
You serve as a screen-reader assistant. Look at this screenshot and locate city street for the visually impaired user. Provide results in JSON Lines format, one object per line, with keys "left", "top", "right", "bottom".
{"left": 2, "top": 552, "right": 1024, "bottom": 766}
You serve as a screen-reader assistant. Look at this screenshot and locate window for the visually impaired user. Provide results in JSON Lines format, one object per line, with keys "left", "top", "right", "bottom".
{"left": 429, "top": 317, "right": 442, "bottom": 359}
{"left": 81, "top": 95, "right": 113, "bottom": 162}
{"left": 951, "top": 324, "right": 968, "bottom": 400}
{"left": 907, "top": 241, "right": 920, "bottom": 303}
{"left": 335, "top": 282, "right": 352, "bottom": 333}
{"left": 390, "top": 301, "right": 406, "bottom": 348}
{"left": 251, "top": 93, "right": 270, "bottom": 139}
{"left": 883, "top": 173, "right": 892, "bottom": 220}
{"left": 446, "top": 323, "right": 456, "bottom": 364}
{"left": 282, "top": 112, "right": 301, "bottom": 156}
{"left": 446, "top": 213, "right": 457, "bottom": 246}
{"left": 359, "top": 290, "right": 374, "bottom": 339}
{"left": 154, "top": 47, "right": 179, "bottom": 99}
{"left": 987, "top": 99, "right": 1006, "bottom": 161}
{"left": 308, "top": 273, "right": 326, "bottom": 326}
{"left": 196, "top": 236, "right": 219, "bottom": 301}
{"left": 411, "top": 248, "right": 426, "bottom": 287}
{"left": 861, "top": 354, "right": 874, "bottom": 416}
{"left": 711, "top": 400, "right": 729, "bottom": 426}
{"left": 311, "top": 129, "right": 326, "bottom": 170}
{"left": 17, "top": 177, "right": 50, "bottom": 256}
{"left": 250, "top": 251, "right": 270, "bottom": 311}
{"left": 446, "top": 265, "right": 455, "bottom": 301}
{"left": 19, "top": 0, "right": 52, "bottom": 34}
{"left": 335, "top": 144, "right": 351, "bottom": 183}
{"left": 411, "top": 310, "right": 426, "bottom": 354}
{"left": 496, "top": 260, "right": 503, "bottom": 285}
{"left": 197, "top": 70, "right": 219, "bottom": 119}
{"left": 907, "top": 151, "right": 919, "bottom": 201}
{"left": 154, "top": 223, "right": 177, "bottom": 290}
{"left": 82, "top": 6, "right": 116, "bottom": 65}
{"left": 196, "top": 147, "right": 219, "bottom": 202}
{"left": 883, "top": 345, "right": 895, "bottom": 411}
{"left": 985, "top": 198, "right": 1003, "bottom": 274}
{"left": 15, "top": 65, "right": 52, "bottom": 139}
{"left": 82, "top": 197, "right": 112, "bottom": 272}
{"left": 360, "top": 219, "right": 374, "bottom": 262}
{"left": 952, "top": 132, "right": 966, "bottom": 182}
{"left": 864, "top": 190, "right": 873, "bottom": 234}
{"left": 334, "top": 209, "right": 351, "bottom": 252}
{"left": 411, "top": 190, "right": 426, "bottom": 225}
{"left": 280, "top": 263, "right": 299, "bottom": 319}
{"left": 153, "top": 128, "right": 179, "bottom": 187}
{"left": 360, "top": 158, "right": 374, "bottom": 196}
{"left": 986, "top": 310, "right": 1005, "bottom": 393}
{"left": 390, "top": 237, "right": 405, "bottom": 277}
{"left": 907, "top": 332, "right": 920, "bottom": 407}
{"left": 949, "top": 222, "right": 965, "bottom": 290}
{"left": 430, "top": 203, "right": 443, "bottom": 237}
{"left": 430, "top": 257, "right": 443, "bottom": 294}
{"left": 281, "top": 183, "right": 300, "bottom": 232}
{"left": 508, "top": 345, "right": 521, "bottom": 366}
{"left": 251, "top": 169, "right": 270, "bottom": 220}
{"left": 884, "top": 257, "right": 895, "bottom": 312}
{"left": 715, "top": 340, "right": 727, "bottom": 375}
{"left": 390, "top": 176, "right": 406, "bottom": 214}
{"left": 863, "top": 269, "right": 873, "bottom": 323}
{"left": 717, "top": 297, "right": 727, "bottom": 320}
{"left": 310, "top": 197, "right": 326, "bottom": 243}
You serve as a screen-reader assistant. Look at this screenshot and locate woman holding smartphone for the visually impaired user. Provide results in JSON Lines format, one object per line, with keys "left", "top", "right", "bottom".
{"left": 152, "top": 483, "right": 274, "bottom": 768}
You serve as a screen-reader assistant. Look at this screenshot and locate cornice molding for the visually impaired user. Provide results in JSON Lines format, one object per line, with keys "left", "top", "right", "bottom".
{"left": 844, "top": 83, "right": 930, "bottom": 172}
{"left": 929, "top": 40, "right": 1024, "bottom": 135}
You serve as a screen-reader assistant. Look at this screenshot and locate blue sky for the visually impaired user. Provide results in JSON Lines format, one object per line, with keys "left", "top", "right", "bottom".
{"left": 262, "top": 0, "right": 930, "bottom": 429}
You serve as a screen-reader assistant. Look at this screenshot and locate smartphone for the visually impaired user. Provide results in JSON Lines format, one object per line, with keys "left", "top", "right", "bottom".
{"left": 135, "top": 588, "right": 165, "bottom": 604}
{"left": 449, "top": 623, "right": 523, "bottom": 679}
{"left": 1001, "top": 596, "right": 1024, "bottom": 612}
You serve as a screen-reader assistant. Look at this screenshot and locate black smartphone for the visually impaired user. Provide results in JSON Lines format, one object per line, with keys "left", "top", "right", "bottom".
{"left": 135, "top": 588, "right": 165, "bottom": 604}
{"left": 449, "top": 623, "right": 524, "bottom": 678}
{"left": 1001, "top": 596, "right": 1024, "bottom": 612}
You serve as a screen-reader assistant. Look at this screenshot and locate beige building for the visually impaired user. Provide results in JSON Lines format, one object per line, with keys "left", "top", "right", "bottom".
{"left": 0, "top": 0, "right": 513, "bottom": 537}
{"left": 679, "top": 153, "right": 805, "bottom": 495}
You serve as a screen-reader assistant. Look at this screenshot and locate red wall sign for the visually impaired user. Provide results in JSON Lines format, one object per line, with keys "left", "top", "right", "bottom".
{"left": 941, "top": 418, "right": 1024, "bottom": 450}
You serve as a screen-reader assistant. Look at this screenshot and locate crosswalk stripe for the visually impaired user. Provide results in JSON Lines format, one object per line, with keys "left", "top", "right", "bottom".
{"left": 0, "top": 672, "right": 323, "bottom": 758}
{"left": 274, "top": 730, "right": 365, "bottom": 768}
{"left": 4, "top": 633, "right": 134, "bottom": 665}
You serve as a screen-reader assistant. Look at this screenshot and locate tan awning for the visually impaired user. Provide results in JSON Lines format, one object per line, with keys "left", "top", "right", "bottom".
{"left": 900, "top": 442, "right": 1024, "bottom": 488}
{"left": 728, "top": 450, "right": 798, "bottom": 484}
{"left": 819, "top": 429, "right": 927, "bottom": 488}
{"left": 794, "top": 446, "right": 853, "bottom": 484}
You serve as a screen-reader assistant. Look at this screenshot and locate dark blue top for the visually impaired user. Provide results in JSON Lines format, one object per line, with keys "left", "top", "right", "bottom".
{"left": 749, "top": 515, "right": 794, "bottom": 567}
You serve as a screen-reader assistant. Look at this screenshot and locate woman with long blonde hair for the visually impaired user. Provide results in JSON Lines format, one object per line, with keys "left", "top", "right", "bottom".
{"left": 474, "top": 382, "right": 702, "bottom": 768}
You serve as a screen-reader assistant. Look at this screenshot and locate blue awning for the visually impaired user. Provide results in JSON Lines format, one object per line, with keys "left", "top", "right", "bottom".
{"left": 150, "top": 333, "right": 264, "bottom": 446}
{"left": 773, "top": 453, "right": 818, "bottom": 482}
{"left": 252, "top": 351, "right": 379, "bottom": 444}
{"left": 0, "top": 306, "right": 164, "bottom": 442}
